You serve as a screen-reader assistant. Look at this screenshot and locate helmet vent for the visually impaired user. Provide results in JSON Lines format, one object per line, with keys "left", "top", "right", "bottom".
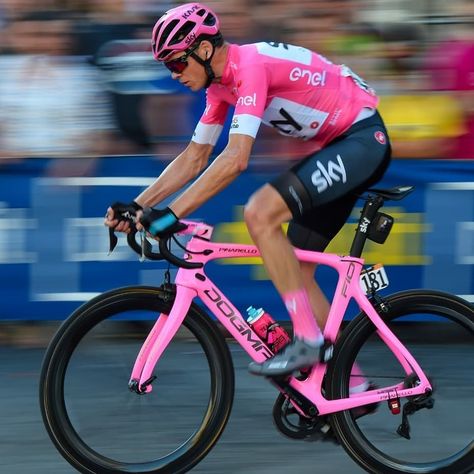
{"left": 159, "top": 19, "right": 179, "bottom": 50}
{"left": 152, "top": 23, "right": 163, "bottom": 48}
{"left": 203, "top": 13, "right": 216, "bottom": 26}
{"left": 169, "top": 21, "right": 196, "bottom": 45}
{"left": 158, "top": 49, "right": 172, "bottom": 60}
{"left": 196, "top": 8, "right": 206, "bottom": 17}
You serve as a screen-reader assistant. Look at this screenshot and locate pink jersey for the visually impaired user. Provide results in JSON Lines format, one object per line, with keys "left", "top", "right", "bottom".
{"left": 192, "top": 42, "right": 379, "bottom": 150}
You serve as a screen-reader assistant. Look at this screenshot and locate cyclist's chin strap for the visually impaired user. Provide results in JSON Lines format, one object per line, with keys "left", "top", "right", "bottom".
{"left": 191, "top": 44, "right": 217, "bottom": 89}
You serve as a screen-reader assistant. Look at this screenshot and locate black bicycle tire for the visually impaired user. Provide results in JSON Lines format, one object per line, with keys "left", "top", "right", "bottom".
{"left": 326, "top": 289, "right": 474, "bottom": 474}
{"left": 39, "top": 285, "right": 235, "bottom": 474}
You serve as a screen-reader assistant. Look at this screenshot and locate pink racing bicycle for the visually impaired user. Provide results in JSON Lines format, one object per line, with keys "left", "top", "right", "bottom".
{"left": 40, "top": 186, "right": 473, "bottom": 473}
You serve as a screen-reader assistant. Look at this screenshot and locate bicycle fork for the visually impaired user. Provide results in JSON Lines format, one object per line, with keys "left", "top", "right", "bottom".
{"left": 128, "top": 285, "right": 197, "bottom": 394}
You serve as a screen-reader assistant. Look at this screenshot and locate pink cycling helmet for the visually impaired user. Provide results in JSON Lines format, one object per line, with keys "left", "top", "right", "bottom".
{"left": 152, "top": 3, "right": 220, "bottom": 62}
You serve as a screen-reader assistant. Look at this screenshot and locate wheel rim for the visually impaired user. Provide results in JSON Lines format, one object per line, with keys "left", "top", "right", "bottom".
{"left": 333, "top": 296, "right": 474, "bottom": 472}
{"left": 42, "top": 294, "right": 229, "bottom": 473}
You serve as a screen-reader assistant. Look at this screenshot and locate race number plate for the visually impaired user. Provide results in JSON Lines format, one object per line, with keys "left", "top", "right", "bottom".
{"left": 360, "top": 264, "right": 389, "bottom": 294}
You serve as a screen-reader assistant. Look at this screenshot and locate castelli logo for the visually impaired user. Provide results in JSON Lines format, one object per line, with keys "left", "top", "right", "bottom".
{"left": 232, "top": 80, "right": 242, "bottom": 97}
{"left": 374, "top": 131, "right": 386, "bottom": 144}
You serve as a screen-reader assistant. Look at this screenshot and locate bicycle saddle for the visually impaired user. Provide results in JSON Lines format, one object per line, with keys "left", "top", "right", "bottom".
{"left": 366, "top": 185, "right": 414, "bottom": 201}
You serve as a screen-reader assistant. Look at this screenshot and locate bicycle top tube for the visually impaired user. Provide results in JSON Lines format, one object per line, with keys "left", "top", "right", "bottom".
{"left": 145, "top": 222, "right": 365, "bottom": 283}
{"left": 125, "top": 217, "right": 365, "bottom": 271}
{"left": 128, "top": 185, "right": 414, "bottom": 265}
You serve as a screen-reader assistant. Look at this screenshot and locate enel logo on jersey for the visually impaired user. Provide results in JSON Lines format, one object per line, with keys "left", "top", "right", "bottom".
{"left": 236, "top": 93, "right": 257, "bottom": 107}
{"left": 289, "top": 67, "right": 327, "bottom": 86}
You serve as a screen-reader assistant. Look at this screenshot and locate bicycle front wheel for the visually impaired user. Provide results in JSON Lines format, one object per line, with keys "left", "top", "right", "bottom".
{"left": 39, "top": 286, "right": 235, "bottom": 474}
{"left": 327, "top": 290, "right": 473, "bottom": 474}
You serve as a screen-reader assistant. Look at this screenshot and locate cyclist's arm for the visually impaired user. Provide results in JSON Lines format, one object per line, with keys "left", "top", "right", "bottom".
{"left": 134, "top": 140, "right": 213, "bottom": 208}
{"left": 169, "top": 133, "right": 254, "bottom": 218}
{"left": 135, "top": 88, "right": 229, "bottom": 208}
{"left": 166, "top": 59, "right": 268, "bottom": 218}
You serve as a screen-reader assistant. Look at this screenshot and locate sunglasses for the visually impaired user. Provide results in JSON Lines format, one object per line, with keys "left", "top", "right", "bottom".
{"left": 164, "top": 43, "right": 200, "bottom": 74}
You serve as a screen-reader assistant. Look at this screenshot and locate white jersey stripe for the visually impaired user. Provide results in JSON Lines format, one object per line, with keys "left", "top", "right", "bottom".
{"left": 229, "top": 113, "right": 261, "bottom": 138}
{"left": 192, "top": 122, "right": 223, "bottom": 146}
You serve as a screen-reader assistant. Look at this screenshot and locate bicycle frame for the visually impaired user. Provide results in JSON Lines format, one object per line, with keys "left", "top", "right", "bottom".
{"left": 129, "top": 221, "right": 432, "bottom": 416}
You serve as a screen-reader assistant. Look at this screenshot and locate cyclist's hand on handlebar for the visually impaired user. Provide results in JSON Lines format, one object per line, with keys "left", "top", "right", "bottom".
{"left": 140, "top": 207, "right": 187, "bottom": 238}
{"left": 104, "top": 201, "right": 142, "bottom": 234}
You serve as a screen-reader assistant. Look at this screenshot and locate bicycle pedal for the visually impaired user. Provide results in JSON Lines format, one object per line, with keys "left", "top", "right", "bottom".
{"left": 303, "top": 423, "right": 340, "bottom": 445}
{"left": 319, "top": 339, "right": 334, "bottom": 363}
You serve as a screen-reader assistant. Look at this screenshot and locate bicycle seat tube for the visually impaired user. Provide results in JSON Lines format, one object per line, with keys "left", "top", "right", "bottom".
{"left": 350, "top": 195, "right": 384, "bottom": 258}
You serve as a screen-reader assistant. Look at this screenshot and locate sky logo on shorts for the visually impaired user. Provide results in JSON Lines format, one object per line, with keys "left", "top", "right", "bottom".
{"left": 374, "top": 131, "right": 386, "bottom": 144}
{"left": 311, "top": 154, "right": 347, "bottom": 193}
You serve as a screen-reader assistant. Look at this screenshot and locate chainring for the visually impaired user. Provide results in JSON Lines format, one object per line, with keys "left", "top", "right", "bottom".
{"left": 272, "top": 393, "right": 334, "bottom": 441}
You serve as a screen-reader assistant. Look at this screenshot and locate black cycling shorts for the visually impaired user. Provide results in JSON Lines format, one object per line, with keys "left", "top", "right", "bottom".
{"left": 271, "top": 110, "right": 391, "bottom": 251}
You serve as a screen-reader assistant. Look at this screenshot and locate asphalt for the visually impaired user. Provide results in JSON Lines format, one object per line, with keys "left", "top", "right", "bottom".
{"left": 0, "top": 324, "right": 472, "bottom": 474}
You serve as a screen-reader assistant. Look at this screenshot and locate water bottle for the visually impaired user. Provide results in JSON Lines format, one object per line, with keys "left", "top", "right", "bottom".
{"left": 246, "top": 306, "right": 291, "bottom": 353}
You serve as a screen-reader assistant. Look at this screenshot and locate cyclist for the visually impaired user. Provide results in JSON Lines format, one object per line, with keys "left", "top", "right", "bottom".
{"left": 105, "top": 3, "right": 391, "bottom": 379}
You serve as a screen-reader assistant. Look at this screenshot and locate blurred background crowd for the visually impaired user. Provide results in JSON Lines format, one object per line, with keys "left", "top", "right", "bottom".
{"left": 0, "top": 0, "right": 473, "bottom": 161}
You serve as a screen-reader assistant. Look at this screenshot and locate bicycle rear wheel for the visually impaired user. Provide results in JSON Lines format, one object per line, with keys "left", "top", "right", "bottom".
{"left": 39, "top": 286, "right": 234, "bottom": 474}
{"left": 327, "top": 290, "right": 474, "bottom": 474}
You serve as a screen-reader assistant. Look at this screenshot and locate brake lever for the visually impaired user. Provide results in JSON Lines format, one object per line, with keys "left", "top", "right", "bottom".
{"left": 108, "top": 227, "right": 118, "bottom": 255}
{"left": 108, "top": 205, "right": 138, "bottom": 255}
{"left": 140, "top": 230, "right": 146, "bottom": 262}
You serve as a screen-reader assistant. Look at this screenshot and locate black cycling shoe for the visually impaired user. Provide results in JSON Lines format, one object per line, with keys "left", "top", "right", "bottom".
{"left": 299, "top": 416, "right": 340, "bottom": 444}
{"left": 248, "top": 337, "right": 323, "bottom": 376}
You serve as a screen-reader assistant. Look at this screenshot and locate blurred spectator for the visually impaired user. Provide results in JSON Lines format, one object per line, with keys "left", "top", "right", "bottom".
{"left": 122, "top": 0, "right": 175, "bottom": 16}
{"left": 377, "top": 94, "right": 465, "bottom": 159}
{"left": 205, "top": 0, "right": 258, "bottom": 43}
{"left": 71, "top": 1, "right": 151, "bottom": 56}
{"left": 94, "top": 38, "right": 200, "bottom": 155}
{"left": 0, "top": 4, "right": 8, "bottom": 52}
{"left": 363, "top": 21, "right": 466, "bottom": 158}
{"left": 369, "top": 22, "right": 426, "bottom": 92}
{"left": 285, "top": 0, "right": 354, "bottom": 57}
{"left": 423, "top": 8, "right": 474, "bottom": 159}
{"left": 250, "top": 0, "right": 293, "bottom": 43}
{"left": 352, "top": 0, "right": 415, "bottom": 25}
{"left": 0, "top": 11, "right": 129, "bottom": 158}
{"left": 1, "top": 0, "right": 50, "bottom": 20}
{"left": 1, "top": 1, "right": 472, "bottom": 161}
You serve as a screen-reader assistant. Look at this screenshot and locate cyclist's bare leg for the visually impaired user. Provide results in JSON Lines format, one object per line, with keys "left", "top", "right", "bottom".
{"left": 301, "top": 261, "right": 368, "bottom": 391}
{"left": 244, "top": 185, "right": 324, "bottom": 375}
{"left": 244, "top": 187, "right": 306, "bottom": 293}
{"left": 244, "top": 178, "right": 374, "bottom": 386}
{"left": 300, "top": 262, "right": 330, "bottom": 329}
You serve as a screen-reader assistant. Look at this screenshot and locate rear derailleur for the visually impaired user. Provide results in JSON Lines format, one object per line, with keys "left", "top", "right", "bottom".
{"left": 396, "top": 373, "right": 435, "bottom": 439}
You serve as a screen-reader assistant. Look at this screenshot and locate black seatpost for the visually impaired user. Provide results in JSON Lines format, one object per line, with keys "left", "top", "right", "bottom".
{"left": 349, "top": 194, "right": 385, "bottom": 258}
